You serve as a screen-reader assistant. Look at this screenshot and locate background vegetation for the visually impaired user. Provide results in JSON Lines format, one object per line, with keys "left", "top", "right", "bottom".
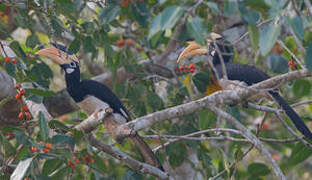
{"left": 0, "top": 0, "right": 312, "bottom": 179}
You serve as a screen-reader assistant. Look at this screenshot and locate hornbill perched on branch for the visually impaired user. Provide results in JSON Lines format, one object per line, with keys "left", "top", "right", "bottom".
{"left": 177, "top": 33, "right": 312, "bottom": 140}
{"left": 36, "top": 43, "right": 164, "bottom": 171}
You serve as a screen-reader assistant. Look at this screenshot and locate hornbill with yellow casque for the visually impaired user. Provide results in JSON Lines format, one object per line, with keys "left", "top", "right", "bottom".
{"left": 177, "top": 33, "right": 312, "bottom": 140}
{"left": 36, "top": 43, "right": 164, "bottom": 171}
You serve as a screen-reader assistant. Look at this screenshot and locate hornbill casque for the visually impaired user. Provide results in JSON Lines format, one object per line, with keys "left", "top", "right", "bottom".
{"left": 177, "top": 33, "right": 312, "bottom": 140}
{"left": 36, "top": 43, "right": 164, "bottom": 171}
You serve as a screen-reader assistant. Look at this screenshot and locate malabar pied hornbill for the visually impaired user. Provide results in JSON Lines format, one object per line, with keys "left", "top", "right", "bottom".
{"left": 177, "top": 33, "right": 312, "bottom": 140}
{"left": 36, "top": 43, "right": 164, "bottom": 171}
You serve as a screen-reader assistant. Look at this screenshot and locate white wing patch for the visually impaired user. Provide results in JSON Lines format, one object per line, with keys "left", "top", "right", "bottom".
{"left": 120, "top": 108, "right": 129, "bottom": 119}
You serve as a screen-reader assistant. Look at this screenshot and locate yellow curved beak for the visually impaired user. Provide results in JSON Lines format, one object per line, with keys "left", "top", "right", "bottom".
{"left": 36, "top": 47, "right": 79, "bottom": 65}
{"left": 176, "top": 41, "right": 207, "bottom": 63}
{"left": 176, "top": 32, "right": 222, "bottom": 63}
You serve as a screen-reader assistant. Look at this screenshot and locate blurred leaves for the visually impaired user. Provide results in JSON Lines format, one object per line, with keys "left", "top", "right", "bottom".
{"left": 1, "top": 0, "right": 312, "bottom": 179}
{"left": 267, "top": 54, "right": 288, "bottom": 74}
{"left": 259, "top": 23, "right": 280, "bottom": 56}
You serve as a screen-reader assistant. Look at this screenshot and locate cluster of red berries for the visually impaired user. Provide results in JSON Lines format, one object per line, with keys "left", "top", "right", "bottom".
{"left": 288, "top": 59, "right": 297, "bottom": 70}
{"left": 31, "top": 143, "right": 53, "bottom": 153}
{"left": 67, "top": 154, "right": 94, "bottom": 168}
{"left": 15, "top": 85, "right": 32, "bottom": 120}
{"left": 115, "top": 39, "right": 143, "bottom": 52}
{"left": 4, "top": 57, "right": 18, "bottom": 64}
{"left": 179, "top": 64, "right": 195, "bottom": 73}
{"left": 116, "top": 39, "right": 134, "bottom": 47}
{"left": 121, "top": 0, "right": 144, "bottom": 7}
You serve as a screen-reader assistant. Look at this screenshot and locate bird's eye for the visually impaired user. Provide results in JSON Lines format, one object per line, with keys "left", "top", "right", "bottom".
{"left": 69, "top": 61, "right": 76, "bottom": 68}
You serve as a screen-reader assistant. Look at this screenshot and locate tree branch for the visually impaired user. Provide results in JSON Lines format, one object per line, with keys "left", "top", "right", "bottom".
{"left": 88, "top": 134, "right": 170, "bottom": 180}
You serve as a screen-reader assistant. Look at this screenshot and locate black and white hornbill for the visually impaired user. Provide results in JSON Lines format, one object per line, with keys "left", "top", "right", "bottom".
{"left": 36, "top": 43, "right": 164, "bottom": 171}
{"left": 177, "top": 33, "right": 312, "bottom": 140}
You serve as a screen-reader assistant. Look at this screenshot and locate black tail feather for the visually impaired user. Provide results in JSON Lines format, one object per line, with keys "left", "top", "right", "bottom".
{"left": 269, "top": 91, "right": 312, "bottom": 140}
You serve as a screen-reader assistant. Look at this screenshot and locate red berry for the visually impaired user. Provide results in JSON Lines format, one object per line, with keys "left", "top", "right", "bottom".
{"left": 126, "top": 39, "right": 134, "bottom": 46}
{"left": 25, "top": 112, "right": 32, "bottom": 120}
{"left": 116, "top": 39, "right": 125, "bottom": 47}
{"left": 189, "top": 64, "right": 194, "bottom": 68}
{"left": 31, "top": 147, "right": 40, "bottom": 153}
{"left": 7, "top": 132, "right": 14, "bottom": 136}
{"left": 45, "top": 143, "right": 52, "bottom": 149}
{"left": 43, "top": 148, "right": 50, "bottom": 153}
{"left": 179, "top": 66, "right": 183, "bottom": 71}
{"left": 24, "top": 177, "right": 30, "bottom": 180}
{"left": 15, "top": 93, "right": 21, "bottom": 100}
{"left": 14, "top": 84, "right": 21, "bottom": 89}
{"left": 12, "top": 59, "right": 17, "bottom": 64}
{"left": 23, "top": 105, "right": 28, "bottom": 111}
{"left": 18, "top": 112, "right": 24, "bottom": 119}
{"left": 20, "top": 89, "right": 26, "bottom": 95}
{"left": 82, "top": 156, "right": 88, "bottom": 163}
{"left": 190, "top": 68, "right": 194, "bottom": 73}
{"left": 17, "top": 99, "right": 23, "bottom": 103}
{"left": 67, "top": 159, "right": 75, "bottom": 168}
{"left": 4, "top": 57, "right": 10, "bottom": 63}
{"left": 121, "top": 3, "right": 128, "bottom": 7}
{"left": 88, "top": 158, "right": 94, "bottom": 163}
{"left": 73, "top": 156, "right": 79, "bottom": 163}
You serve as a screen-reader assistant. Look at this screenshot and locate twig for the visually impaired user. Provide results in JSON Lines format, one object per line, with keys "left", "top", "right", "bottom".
{"left": 274, "top": 112, "right": 312, "bottom": 149}
{"left": 88, "top": 134, "right": 169, "bottom": 179}
{"left": 277, "top": 40, "right": 304, "bottom": 68}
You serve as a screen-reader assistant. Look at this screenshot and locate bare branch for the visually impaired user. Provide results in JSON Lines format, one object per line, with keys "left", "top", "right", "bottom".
{"left": 88, "top": 134, "right": 170, "bottom": 180}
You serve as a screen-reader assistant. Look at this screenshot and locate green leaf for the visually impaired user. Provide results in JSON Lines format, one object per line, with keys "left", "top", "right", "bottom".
{"left": 206, "top": 2, "right": 219, "bottom": 15}
{"left": 131, "top": 1, "right": 148, "bottom": 27}
{"left": 305, "top": 43, "right": 312, "bottom": 71}
{"left": 50, "top": 18, "right": 63, "bottom": 37}
{"left": 9, "top": 41, "right": 27, "bottom": 59}
{"left": 283, "top": 142, "right": 312, "bottom": 170}
{"left": 198, "top": 110, "right": 215, "bottom": 130}
{"left": 148, "top": 6, "right": 184, "bottom": 39}
{"left": 192, "top": 72, "right": 211, "bottom": 93}
{"left": 4, "top": 62, "right": 15, "bottom": 77}
{"left": 83, "top": 36, "right": 96, "bottom": 53}
{"left": 11, "top": 157, "right": 34, "bottom": 180}
{"left": 259, "top": 23, "right": 281, "bottom": 56}
{"left": 14, "top": 130, "right": 32, "bottom": 145}
{"left": 248, "top": 24, "right": 259, "bottom": 51}
{"left": 99, "top": 5, "right": 121, "bottom": 25}
{"left": 122, "top": 170, "right": 143, "bottom": 180}
{"left": 287, "top": 15, "right": 304, "bottom": 40}
{"left": 27, "top": 88, "right": 57, "bottom": 97}
{"left": 239, "top": 3, "right": 260, "bottom": 24}
{"left": 50, "top": 166, "right": 71, "bottom": 180}
{"left": 39, "top": 112, "right": 49, "bottom": 141}
{"left": 293, "top": 79, "right": 311, "bottom": 98}
{"left": 247, "top": 163, "right": 271, "bottom": 177}
{"left": 49, "top": 120, "right": 71, "bottom": 131}
{"left": 0, "top": 97, "right": 14, "bottom": 106}
{"left": 166, "top": 142, "right": 187, "bottom": 168}
{"left": 69, "top": 38, "right": 81, "bottom": 54}
{"left": 147, "top": 92, "right": 164, "bottom": 111}
{"left": 0, "top": 133, "right": 16, "bottom": 157}
{"left": 186, "top": 16, "right": 207, "bottom": 45}
{"left": 26, "top": 34, "right": 39, "bottom": 48}
{"left": 42, "top": 159, "right": 64, "bottom": 176}
{"left": 267, "top": 54, "right": 288, "bottom": 73}
{"left": 52, "top": 135, "right": 75, "bottom": 147}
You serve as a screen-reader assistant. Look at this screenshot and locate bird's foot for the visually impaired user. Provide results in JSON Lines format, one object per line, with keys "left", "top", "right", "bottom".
{"left": 105, "top": 107, "right": 114, "bottom": 114}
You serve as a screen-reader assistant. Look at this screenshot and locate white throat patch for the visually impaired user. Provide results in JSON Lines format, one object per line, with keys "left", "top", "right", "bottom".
{"left": 66, "top": 68, "right": 75, "bottom": 74}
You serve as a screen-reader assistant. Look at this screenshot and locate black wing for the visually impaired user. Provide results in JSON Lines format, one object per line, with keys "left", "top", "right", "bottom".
{"left": 215, "top": 62, "right": 270, "bottom": 85}
{"left": 80, "top": 79, "right": 131, "bottom": 121}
